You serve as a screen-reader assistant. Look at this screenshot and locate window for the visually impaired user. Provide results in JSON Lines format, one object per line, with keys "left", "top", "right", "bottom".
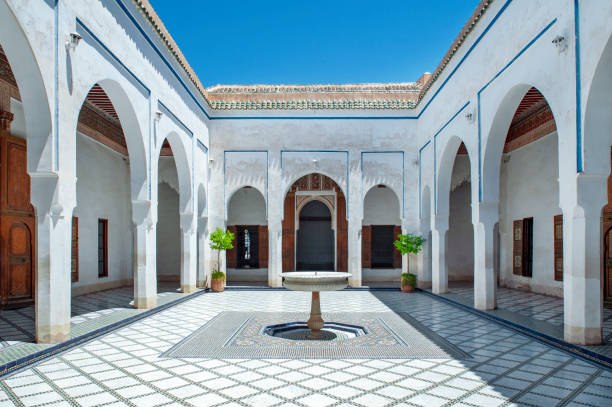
{"left": 98, "top": 219, "right": 108, "bottom": 278}
{"left": 71, "top": 217, "right": 79, "bottom": 282}
{"left": 554, "top": 214, "right": 563, "bottom": 281}
{"left": 513, "top": 217, "right": 533, "bottom": 277}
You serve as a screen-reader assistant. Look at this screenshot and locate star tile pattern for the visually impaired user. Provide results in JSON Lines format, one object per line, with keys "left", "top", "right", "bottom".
{"left": 0, "top": 290, "right": 610, "bottom": 406}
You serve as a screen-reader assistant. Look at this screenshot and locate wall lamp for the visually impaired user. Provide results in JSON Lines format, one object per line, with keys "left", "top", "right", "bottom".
{"left": 552, "top": 35, "right": 567, "bottom": 53}
{"left": 154, "top": 111, "right": 163, "bottom": 123}
{"left": 65, "top": 32, "right": 82, "bottom": 52}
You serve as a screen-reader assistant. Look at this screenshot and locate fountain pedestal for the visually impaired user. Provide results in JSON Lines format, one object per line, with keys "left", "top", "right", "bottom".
{"left": 281, "top": 272, "right": 351, "bottom": 339}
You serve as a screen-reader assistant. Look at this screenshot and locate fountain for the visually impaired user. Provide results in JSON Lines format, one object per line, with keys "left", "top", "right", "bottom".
{"left": 280, "top": 271, "right": 350, "bottom": 339}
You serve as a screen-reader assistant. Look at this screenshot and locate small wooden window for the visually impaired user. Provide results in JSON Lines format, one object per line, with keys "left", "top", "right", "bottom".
{"left": 98, "top": 219, "right": 108, "bottom": 278}
{"left": 513, "top": 217, "right": 533, "bottom": 277}
{"left": 554, "top": 214, "right": 563, "bottom": 281}
{"left": 71, "top": 217, "right": 79, "bottom": 282}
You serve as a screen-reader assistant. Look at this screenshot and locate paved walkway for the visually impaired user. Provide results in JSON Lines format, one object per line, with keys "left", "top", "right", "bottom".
{"left": 0, "top": 289, "right": 610, "bottom": 406}
{"left": 0, "top": 283, "right": 198, "bottom": 366}
{"left": 431, "top": 283, "right": 612, "bottom": 359}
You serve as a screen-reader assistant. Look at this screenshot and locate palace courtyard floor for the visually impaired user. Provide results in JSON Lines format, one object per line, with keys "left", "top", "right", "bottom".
{"left": 0, "top": 287, "right": 611, "bottom": 406}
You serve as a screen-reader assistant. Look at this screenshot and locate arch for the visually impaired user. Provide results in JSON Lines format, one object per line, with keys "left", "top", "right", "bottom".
{"left": 436, "top": 135, "right": 472, "bottom": 216}
{"left": 159, "top": 131, "right": 192, "bottom": 213}
{"left": 481, "top": 84, "right": 558, "bottom": 203}
{"left": 296, "top": 200, "right": 334, "bottom": 271}
{"left": 362, "top": 184, "right": 401, "bottom": 224}
{"left": 227, "top": 186, "right": 267, "bottom": 226}
{"left": 583, "top": 33, "right": 612, "bottom": 176}
{"left": 226, "top": 183, "right": 267, "bottom": 217}
{"left": 77, "top": 79, "right": 148, "bottom": 201}
{"left": 296, "top": 195, "right": 336, "bottom": 231}
{"left": 0, "top": 1, "right": 52, "bottom": 173}
{"left": 283, "top": 170, "right": 347, "bottom": 199}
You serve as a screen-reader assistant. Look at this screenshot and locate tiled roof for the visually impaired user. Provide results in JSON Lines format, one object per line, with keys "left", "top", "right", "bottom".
{"left": 134, "top": 1, "right": 493, "bottom": 111}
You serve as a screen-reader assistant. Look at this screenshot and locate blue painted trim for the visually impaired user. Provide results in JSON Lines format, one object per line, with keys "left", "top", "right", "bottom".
{"left": 223, "top": 150, "right": 270, "bottom": 218}
{"left": 280, "top": 150, "right": 350, "bottom": 219}
{"left": 148, "top": 97, "right": 152, "bottom": 199}
{"left": 419, "top": 289, "right": 612, "bottom": 371}
{"left": 113, "top": 0, "right": 211, "bottom": 119}
{"left": 158, "top": 101, "right": 193, "bottom": 138}
{"left": 196, "top": 139, "right": 208, "bottom": 153}
{"left": 360, "top": 151, "right": 405, "bottom": 218}
{"left": 431, "top": 101, "right": 471, "bottom": 213}
{"left": 574, "top": 0, "right": 582, "bottom": 173}
{"left": 477, "top": 18, "right": 557, "bottom": 202}
{"left": 0, "top": 289, "right": 208, "bottom": 379}
{"left": 53, "top": 2, "right": 59, "bottom": 171}
{"left": 76, "top": 19, "right": 150, "bottom": 96}
{"left": 210, "top": 115, "right": 418, "bottom": 121}
{"left": 418, "top": 140, "right": 431, "bottom": 220}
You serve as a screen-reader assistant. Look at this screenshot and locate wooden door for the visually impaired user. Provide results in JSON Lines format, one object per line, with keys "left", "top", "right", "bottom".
{"left": 604, "top": 224, "right": 612, "bottom": 305}
{"left": 0, "top": 132, "right": 35, "bottom": 308}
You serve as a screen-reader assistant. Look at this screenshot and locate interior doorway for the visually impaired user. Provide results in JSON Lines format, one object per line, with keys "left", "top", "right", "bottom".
{"left": 371, "top": 226, "right": 395, "bottom": 268}
{"left": 297, "top": 200, "right": 334, "bottom": 270}
{"left": 236, "top": 226, "right": 259, "bottom": 269}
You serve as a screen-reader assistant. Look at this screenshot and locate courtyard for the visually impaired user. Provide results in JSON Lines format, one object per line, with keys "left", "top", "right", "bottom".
{"left": 0, "top": 288, "right": 611, "bottom": 406}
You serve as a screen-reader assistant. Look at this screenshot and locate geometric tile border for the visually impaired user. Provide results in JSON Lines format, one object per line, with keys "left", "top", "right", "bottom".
{"left": 419, "top": 288, "right": 612, "bottom": 371}
{"left": 0, "top": 289, "right": 206, "bottom": 379}
{"left": 162, "top": 311, "right": 471, "bottom": 359}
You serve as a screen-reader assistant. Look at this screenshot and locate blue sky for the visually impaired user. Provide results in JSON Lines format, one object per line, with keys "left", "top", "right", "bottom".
{"left": 148, "top": 1, "right": 480, "bottom": 87}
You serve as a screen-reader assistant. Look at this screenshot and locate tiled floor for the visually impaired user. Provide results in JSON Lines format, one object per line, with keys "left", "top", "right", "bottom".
{"left": 0, "top": 289, "right": 610, "bottom": 406}
{"left": 447, "top": 283, "right": 612, "bottom": 343}
{"left": 0, "top": 283, "right": 196, "bottom": 364}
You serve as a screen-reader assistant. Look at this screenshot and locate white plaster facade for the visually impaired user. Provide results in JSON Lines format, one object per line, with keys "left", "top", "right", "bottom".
{"left": 0, "top": 0, "right": 610, "bottom": 346}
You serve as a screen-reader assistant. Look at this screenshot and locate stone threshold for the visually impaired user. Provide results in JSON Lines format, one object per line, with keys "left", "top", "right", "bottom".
{"left": 0, "top": 289, "right": 207, "bottom": 379}
{"left": 418, "top": 288, "right": 612, "bottom": 371}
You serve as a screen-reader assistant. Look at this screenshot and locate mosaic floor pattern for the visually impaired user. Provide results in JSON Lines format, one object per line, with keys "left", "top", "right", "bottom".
{"left": 162, "top": 312, "right": 469, "bottom": 359}
{"left": 0, "top": 290, "right": 610, "bottom": 406}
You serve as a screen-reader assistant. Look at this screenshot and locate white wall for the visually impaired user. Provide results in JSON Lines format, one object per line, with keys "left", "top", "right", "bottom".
{"left": 363, "top": 187, "right": 401, "bottom": 226}
{"left": 227, "top": 187, "right": 267, "bottom": 226}
{"left": 73, "top": 133, "right": 132, "bottom": 292}
{"left": 499, "top": 132, "right": 562, "bottom": 296}
{"left": 157, "top": 157, "right": 181, "bottom": 280}
{"left": 447, "top": 155, "right": 473, "bottom": 281}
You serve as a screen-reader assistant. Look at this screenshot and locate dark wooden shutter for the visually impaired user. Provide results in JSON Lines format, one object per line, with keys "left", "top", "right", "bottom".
{"left": 71, "top": 217, "right": 79, "bottom": 282}
{"left": 259, "top": 225, "right": 268, "bottom": 269}
{"left": 97, "top": 219, "right": 108, "bottom": 278}
{"left": 282, "top": 192, "right": 295, "bottom": 272}
{"left": 554, "top": 214, "right": 563, "bottom": 281}
{"left": 361, "top": 226, "right": 371, "bottom": 268}
{"left": 393, "top": 226, "right": 402, "bottom": 269}
{"left": 336, "top": 193, "right": 348, "bottom": 272}
{"left": 513, "top": 220, "right": 523, "bottom": 275}
{"left": 226, "top": 225, "right": 237, "bottom": 268}
{"left": 523, "top": 217, "right": 533, "bottom": 277}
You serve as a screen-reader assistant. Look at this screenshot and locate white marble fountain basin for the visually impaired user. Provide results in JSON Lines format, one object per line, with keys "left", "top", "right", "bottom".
{"left": 281, "top": 272, "right": 351, "bottom": 292}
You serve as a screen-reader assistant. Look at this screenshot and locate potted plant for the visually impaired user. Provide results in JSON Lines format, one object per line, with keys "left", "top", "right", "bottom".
{"left": 393, "top": 233, "right": 425, "bottom": 292}
{"left": 209, "top": 227, "right": 234, "bottom": 292}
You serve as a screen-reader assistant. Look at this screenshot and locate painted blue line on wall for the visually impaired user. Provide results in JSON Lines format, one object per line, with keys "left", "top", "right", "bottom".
{"left": 418, "top": 140, "right": 431, "bottom": 220}
{"left": 197, "top": 139, "right": 208, "bottom": 153}
{"left": 158, "top": 101, "right": 193, "bottom": 138}
{"left": 223, "top": 150, "right": 270, "bottom": 218}
{"left": 113, "top": 0, "right": 212, "bottom": 119}
{"left": 360, "top": 151, "right": 405, "bottom": 219}
{"left": 574, "top": 0, "right": 582, "bottom": 173}
{"left": 54, "top": 2, "right": 59, "bottom": 171}
{"left": 476, "top": 18, "right": 557, "bottom": 202}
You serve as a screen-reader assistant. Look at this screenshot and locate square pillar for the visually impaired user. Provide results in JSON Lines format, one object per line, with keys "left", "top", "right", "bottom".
{"left": 132, "top": 200, "right": 157, "bottom": 308}
{"left": 197, "top": 217, "right": 208, "bottom": 287}
{"left": 432, "top": 215, "right": 448, "bottom": 294}
{"left": 472, "top": 202, "right": 498, "bottom": 310}
{"left": 180, "top": 212, "right": 197, "bottom": 293}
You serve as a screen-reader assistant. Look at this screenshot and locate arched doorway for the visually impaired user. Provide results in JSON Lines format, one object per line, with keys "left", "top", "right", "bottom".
{"left": 297, "top": 200, "right": 334, "bottom": 270}
{"left": 283, "top": 173, "right": 347, "bottom": 272}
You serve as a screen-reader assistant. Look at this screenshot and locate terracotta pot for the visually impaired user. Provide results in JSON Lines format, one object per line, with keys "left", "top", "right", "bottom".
{"left": 211, "top": 278, "right": 225, "bottom": 292}
{"left": 401, "top": 283, "right": 415, "bottom": 293}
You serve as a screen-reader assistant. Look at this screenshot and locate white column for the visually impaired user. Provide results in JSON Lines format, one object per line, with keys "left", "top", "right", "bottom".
{"left": 267, "top": 151, "right": 282, "bottom": 287}
{"left": 473, "top": 202, "right": 498, "bottom": 310}
{"left": 347, "top": 160, "right": 362, "bottom": 287}
{"left": 180, "top": 212, "right": 197, "bottom": 293}
{"left": 197, "top": 217, "right": 208, "bottom": 287}
{"left": 562, "top": 173, "right": 606, "bottom": 345}
{"left": 31, "top": 173, "right": 72, "bottom": 343}
{"left": 132, "top": 200, "right": 157, "bottom": 308}
{"left": 431, "top": 214, "right": 448, "bottom": 294}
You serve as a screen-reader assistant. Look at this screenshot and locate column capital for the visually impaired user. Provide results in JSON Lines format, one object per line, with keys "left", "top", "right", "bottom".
{"left": 0, "top": 110, "right": 14, "bottom": 131}
{"left": 433, "top": 214, "right": 449, "bottom": 232}
{"left": 132, "top": 200, "right": 153, "bottom": 228}
{"left": 180, "top": 211, "right": 195, "bottom": 233}
{"left": 472, "top": 201, "right": 499, "bottom": 225}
